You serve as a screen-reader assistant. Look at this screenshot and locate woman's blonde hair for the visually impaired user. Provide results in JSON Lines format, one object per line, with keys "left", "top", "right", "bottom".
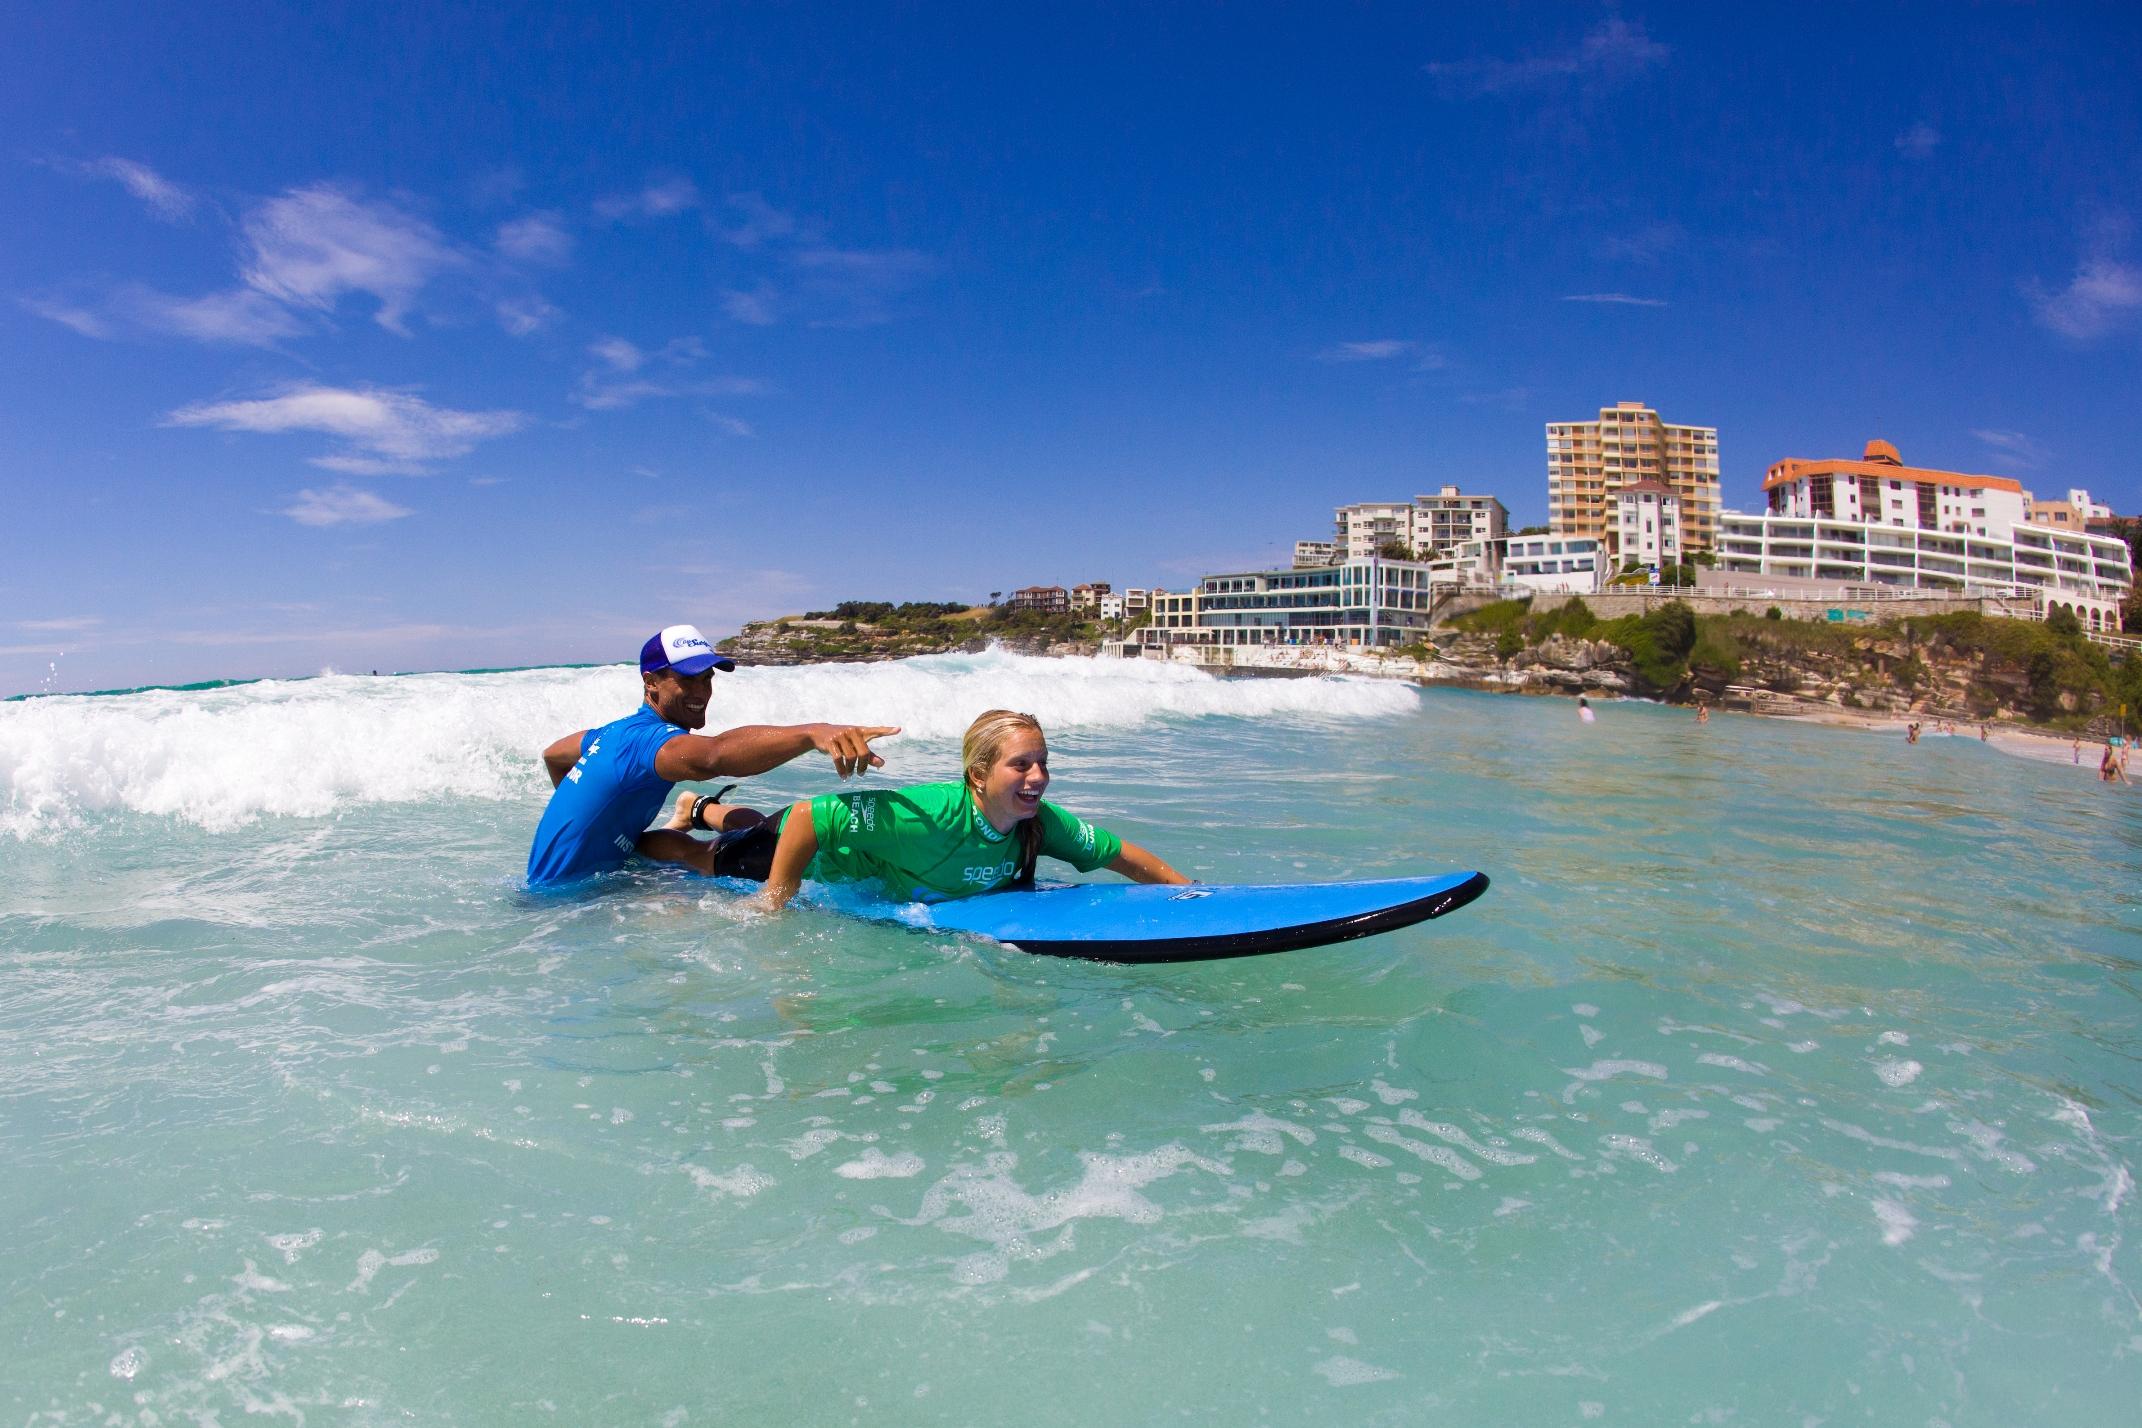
{"left": 962, "top": 709, "right": 1045, "bottom": 792}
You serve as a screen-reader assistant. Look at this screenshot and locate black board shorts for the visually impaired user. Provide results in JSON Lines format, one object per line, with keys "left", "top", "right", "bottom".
{"left": 711, "top": 822, "right": 778, "bottom": 882}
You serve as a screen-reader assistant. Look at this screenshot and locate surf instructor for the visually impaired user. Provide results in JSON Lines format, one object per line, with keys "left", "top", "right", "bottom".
{"left": 525, "top": 624, "right": 898, "bottom": 887}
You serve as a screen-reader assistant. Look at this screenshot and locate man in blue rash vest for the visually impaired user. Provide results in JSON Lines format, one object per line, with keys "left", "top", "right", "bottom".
{"left": 526, "top": 623, "right": 898, "bottom": 887}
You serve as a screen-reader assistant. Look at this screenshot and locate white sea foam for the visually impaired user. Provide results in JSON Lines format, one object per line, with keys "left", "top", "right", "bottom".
{"left": 0, "top": 648, "right": 1416, "bottom": 836}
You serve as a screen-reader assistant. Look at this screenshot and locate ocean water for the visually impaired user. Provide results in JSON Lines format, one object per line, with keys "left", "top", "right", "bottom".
{"left": 3, "top": 649, "right": 2138, "bottom": 1425}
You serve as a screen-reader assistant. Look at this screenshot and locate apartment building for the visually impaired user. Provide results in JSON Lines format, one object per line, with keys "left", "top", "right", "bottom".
{"left": 1547, "top": 401, "right": 1721, "bottom": 555}
{"left": 1070, "top": 582, "right": 1112, "bottom": 613}
{"left": 1613, "top": 480, "right": 1683, "bottom": 570}
{"left": 1009, "top": 585, "right": 1069, "bottom": 614}
{"left": 1763, "top": 440, "right": 2026, "bottom": 537}
{"left": 1331, "top": 488, "right": 1509, "bottom": 560}
{"left": 2026, "top": 488, "right": 2115, "bottom": 532}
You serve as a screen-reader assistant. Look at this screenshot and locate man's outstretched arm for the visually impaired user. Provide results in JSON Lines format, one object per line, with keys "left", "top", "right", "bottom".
{"left": 542, "top": 730, "right": 589, "bottom": 787}
{"left": 654, "top": 724, "right": 899, "bottom": 784}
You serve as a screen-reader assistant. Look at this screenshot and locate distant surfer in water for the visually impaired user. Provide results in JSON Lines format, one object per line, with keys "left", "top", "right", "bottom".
{"left": 1578, "top": 696, "right": 1596, "bottom": 724}
{"left": 660, "top": 708, "right": 1189, "bottom": 907}
{"left": 524, "top": 624, "right": 897, "bottom": 887}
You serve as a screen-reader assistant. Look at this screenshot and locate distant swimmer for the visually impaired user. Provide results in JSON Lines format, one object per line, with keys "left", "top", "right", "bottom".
{"left": 1695, "top": 700, "right": 1710, "bottom": 725}
{"left": 1578, "top": 696, "right": 1596, "bottom": 724}
{"left": 2102, "top": 741, "right": 2131, "bottom": 785}
{"left": 525, "top": 624, "right": 898, "bottom": 887}
{"left": 1907, "top": 721, "right": 1921, "bottom": 744}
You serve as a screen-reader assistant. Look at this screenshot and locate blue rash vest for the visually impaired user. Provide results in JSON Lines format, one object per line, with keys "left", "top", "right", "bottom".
{"left": 525, "top": 704, "right": 689, "bottom": 886}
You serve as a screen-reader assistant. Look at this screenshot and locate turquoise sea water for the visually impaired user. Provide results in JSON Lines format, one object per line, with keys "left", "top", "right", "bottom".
{"left": 4, "top": 651, "right": 2138, "bottom": 1424}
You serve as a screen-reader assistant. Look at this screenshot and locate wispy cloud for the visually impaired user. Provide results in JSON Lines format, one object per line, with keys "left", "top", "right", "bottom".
{"left": 495, "top": 211, "right": 574, "bottom": 265}
{"left": 119, "top": 285, "right": 307, "bottom": 345}
{"left": 721, "top": 283, "right": 780, "bottom": 326}
{"left": 70, "top": 156, "right": 195, "bottom": 220}
{"left": 240, "top": 185, "right": 461, "bottom": 335}
{"left": 715, "top": 192, "right": 799, "bottom": 248}
{"left": 18, "top": 297, "right": 113, "bottom": 339}
{"left": 704, "top": 413, "right": 755, "bottom": 437}
{"left": 1894, "top": 122, "right": 1941, "bottom": 160}
{"left": 167, "top": 384, "right": 526, "bottom": 472}
{"left": 1972, "top": 429, "right": 2050, "bottom": 470}
{"left": 595, "top": 177, "right": 701, "bottom": 221}
{"left": 2026, "top": 224, "right": 2142, "bottom": 341}
{"left": 791, "top": 246, "right": 934, "bottom": 328}
{"left": 573, "top": 337, "right": 763, "bottom": 411}
{"left": 495, "top": 295, "right": 560, "bottom": 337}
{"left": 280, "top": 484, "right": 414, "bottom": 527}
{"left": 14, "top": 616, "right": 103, "bottom": 633}
{"left": 1425, "top": 18, "right": 1668, "bottom": 98}
{"left": 1562, "top": 292, "right": 1668, "bottom": 307}
{"left": 1316, "top": 339, "right": 1415, "bottom": 362}
{"left": 1603, "top": 222, "right": 1683, "bottom": 263}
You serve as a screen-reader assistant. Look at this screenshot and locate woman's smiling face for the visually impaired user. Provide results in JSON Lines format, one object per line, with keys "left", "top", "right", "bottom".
{"left": 973, "top": 728, "right": 1049, "bottom": 831}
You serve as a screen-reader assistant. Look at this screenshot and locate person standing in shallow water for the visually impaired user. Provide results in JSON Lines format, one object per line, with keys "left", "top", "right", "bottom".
{"left": 525, "top": 623, "right": 898, "bottom": 887}
{"left": 1577, "top": 696, "right": 1596, "bottom": 724}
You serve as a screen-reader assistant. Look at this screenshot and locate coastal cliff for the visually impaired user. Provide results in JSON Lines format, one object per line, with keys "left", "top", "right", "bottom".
{"left": 1427, "top": 600, "right": 2140, "bottom": 728}
{"left": 718, "top": 602, "right": 1101, "bottom": 665}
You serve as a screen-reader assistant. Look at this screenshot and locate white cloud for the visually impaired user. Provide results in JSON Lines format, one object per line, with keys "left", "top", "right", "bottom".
{"left": 595, "top": 177, "right": 701, "bottom": 221}
{"left": 2027, "top": 252, "right": 2142, "bottom": 342}
{"left": 791, "top": 246, "right": 933, "bottom": 327}
{"left": 1603, "top": 223, "right": 1684, "bottom": 262}
{"left": 75, "top": 157, "right": 195, "bottom": 220}
{"left": 280, "top": 485, "right": 414, "bottom": 527}
{"left": 14, "top": 616, "right": 102, "bottom": 632}
{"left": 1895, "top": 123, "right": 1941, "bottom": 160}
{"left": 495, "top": 295, "right": 560, "bottom": 336}
{"left": 496, "top": 212, "right": 573, "bottom": 264}
{"left": 120, "top": 285, "right": 306, "bottom": 345}
{"left": 1562, "top": 292, "right": 1668, "bottom": 307}
{"left": 168, "top": 384, "right": 525, "bottom": 471}
{"left": 1316, "top": 339, "right": 1414, "bottom": 362}
{"left": 573, "top": 338, "right": 751, "bottom": 409}
{"left": 19, "top": 297, "right": 112, "bottom": 339}
{"left": 716, "top": 192, "right": 798, "bottom": 248}
{"left": 240, "top": 185, "right": 460, "bottom": 334}
{"left": 1972, "top": 429, "right": 2050, "bottom": 470}
{"left": 722, "top": 283, "right": 780, "bottom": 325}
{"left": 1426, "top": 18, "right": 1668, "bottom": 98}
{"left": 590, "top": 336, "right": 647, "bottom": 372}
{"left": 704, "top": 413, "right": 755, "bottom": 437}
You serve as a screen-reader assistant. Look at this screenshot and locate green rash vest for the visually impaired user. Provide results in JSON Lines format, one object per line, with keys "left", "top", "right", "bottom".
{"left": 800, "top": 781, "right": 1122, "bottom": 902}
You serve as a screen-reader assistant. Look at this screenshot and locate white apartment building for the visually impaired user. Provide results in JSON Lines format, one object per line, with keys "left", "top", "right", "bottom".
{"left": 1716, "top": 513, "right": 2132, "bottom": 630}
{"left": 1333, "top": 502, "right": 1416, "bottom": 560}
{"left": 1613, "top": 480, "right": 1683, "bottom": 570}
{"left": 1097, "top": 593, "right": 1124, "bottom": 621}
{"left": 1501, "top": 535, "right": 1607, "bottom": 595}
{"left": 1331, "top": 487, "right": 1510, "bottom": 561}
{"left": 1547, "top": 401, "right": 1721, "bottom": 555}
{"left": 1120, "top": 588, "right": 1152, "bottom": 616}
{"left": 1415, "top": 485, "right": 1509, "bottom": 553}
{"left": 1293, "top": 540, "right": 1338, "bottom": 569}
{"left": 1763, "top": 440, "right": 2026, "bottom": 537}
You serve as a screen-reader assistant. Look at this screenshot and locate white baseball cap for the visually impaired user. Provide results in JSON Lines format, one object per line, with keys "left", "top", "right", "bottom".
{"left": 639, "top": 623, "right": 735, "bottom": 676}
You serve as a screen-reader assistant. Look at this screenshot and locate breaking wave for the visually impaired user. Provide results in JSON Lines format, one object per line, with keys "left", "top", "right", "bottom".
{"left": 0, "top": 648, "right": 1417, "bottom": 836}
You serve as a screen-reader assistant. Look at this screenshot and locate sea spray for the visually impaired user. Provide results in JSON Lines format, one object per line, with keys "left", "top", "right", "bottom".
{"left": 0, "top": 648, "right": 1416, "bottom": 837}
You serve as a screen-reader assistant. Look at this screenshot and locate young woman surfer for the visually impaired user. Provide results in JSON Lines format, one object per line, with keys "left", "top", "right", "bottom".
{"left": 662, "top": 709, "right": 1189, "bottom": 908}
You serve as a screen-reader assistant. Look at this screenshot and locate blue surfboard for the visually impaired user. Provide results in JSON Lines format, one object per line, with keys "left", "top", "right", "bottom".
{"left": 885, "top": 871, "right": 1489, "bottom": 964}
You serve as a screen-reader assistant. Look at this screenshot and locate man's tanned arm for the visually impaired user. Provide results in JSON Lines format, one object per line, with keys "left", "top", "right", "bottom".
{"left": 652, "top": 724, "right": 899, "bottom": 784}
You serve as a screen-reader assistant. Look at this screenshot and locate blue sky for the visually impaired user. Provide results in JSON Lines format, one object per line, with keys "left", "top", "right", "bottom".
{"left": 4, "top": 2, "right": 2139, "bottom": 694}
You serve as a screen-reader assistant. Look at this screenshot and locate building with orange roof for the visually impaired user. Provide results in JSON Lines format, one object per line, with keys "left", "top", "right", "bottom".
{"left": 1718, "top": 439, "right": 2133, "bottom": 632}
{"left": 1761, "top": 440, "right": 2027, "bottom": 538}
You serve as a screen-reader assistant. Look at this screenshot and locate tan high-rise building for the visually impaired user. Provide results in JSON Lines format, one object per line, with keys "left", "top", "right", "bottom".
{"left": 1546, "top": 401, "right": 1721, "bottom": 556}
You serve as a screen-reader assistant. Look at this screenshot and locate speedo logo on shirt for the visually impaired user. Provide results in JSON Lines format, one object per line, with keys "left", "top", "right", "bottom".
{"left": 844, "top": 796, "right": 877, "bottom": 833}
{"left": 963, "top": 860, "right": 1016, "bottom": 886}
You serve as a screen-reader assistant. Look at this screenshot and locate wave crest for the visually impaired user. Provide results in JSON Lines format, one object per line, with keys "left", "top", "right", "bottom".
{"left": 0, "top": 648, "right": 1415, "bottom": 836}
